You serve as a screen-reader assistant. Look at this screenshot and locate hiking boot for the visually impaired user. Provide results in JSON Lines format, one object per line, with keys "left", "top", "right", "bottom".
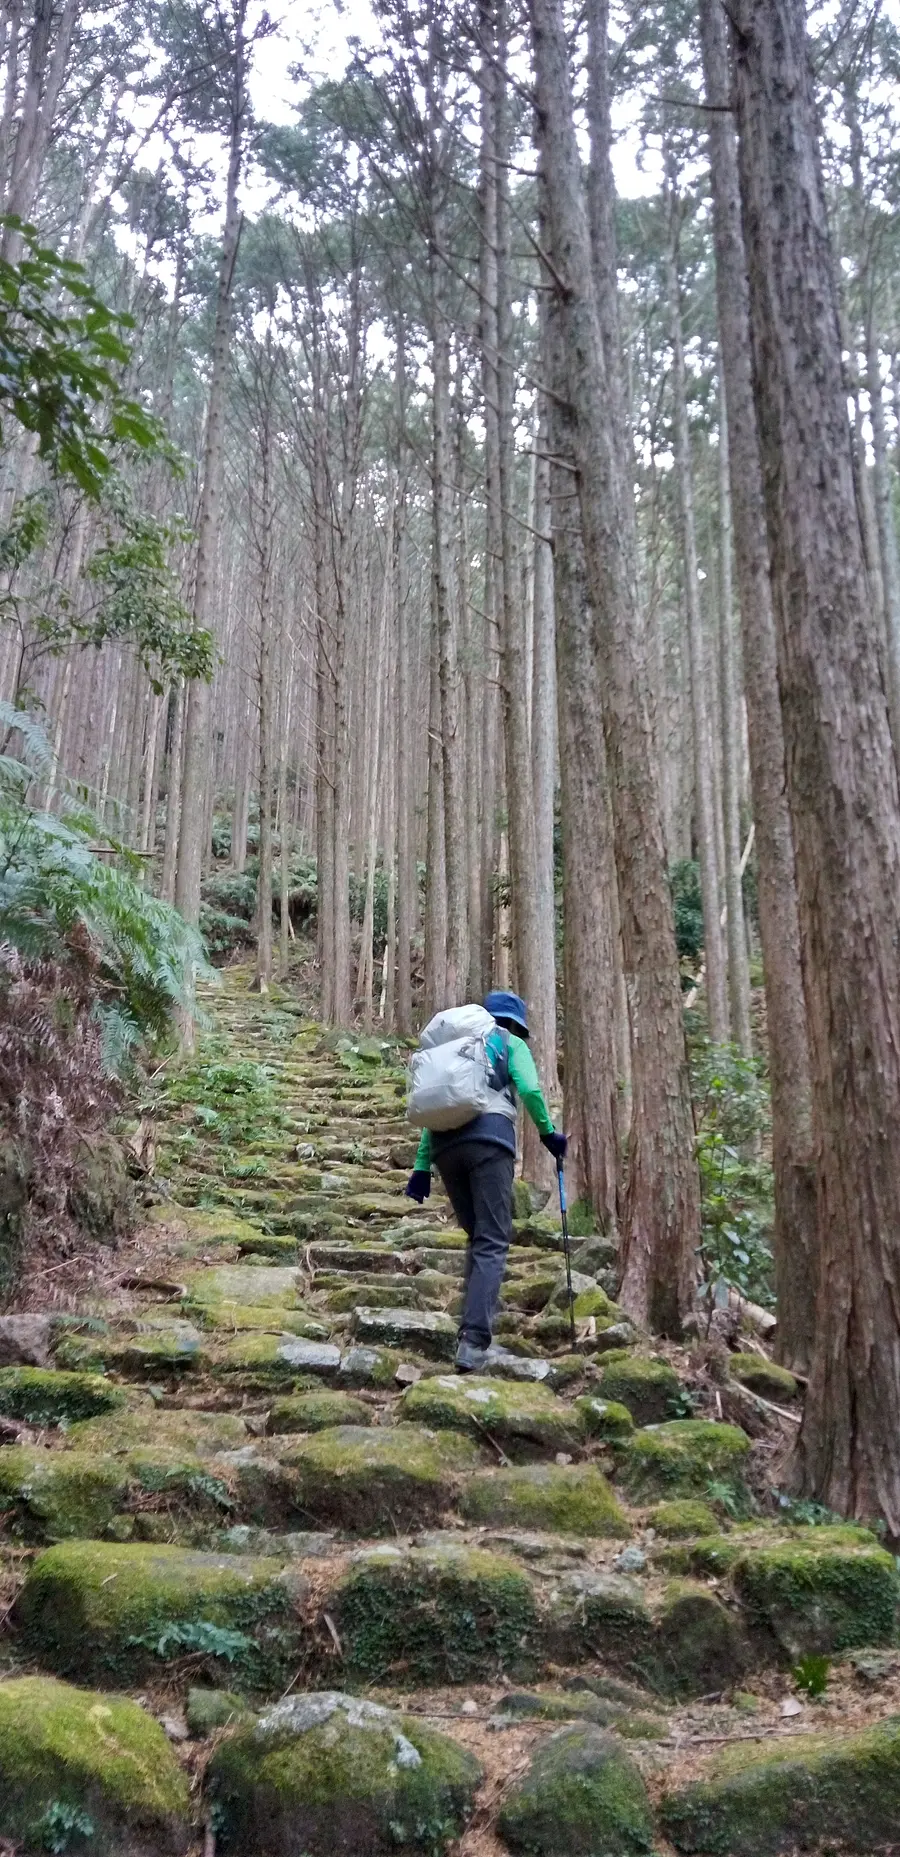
{"left": 455, "top": 1337, "right": 489, "bottom": 1374}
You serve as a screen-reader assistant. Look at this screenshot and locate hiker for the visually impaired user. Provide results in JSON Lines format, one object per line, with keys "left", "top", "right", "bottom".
{"left": 404, "top": 990, "right": 566, "bottom": 1372}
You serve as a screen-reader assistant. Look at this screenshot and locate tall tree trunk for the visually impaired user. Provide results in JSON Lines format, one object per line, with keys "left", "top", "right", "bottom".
{"left": 529, "top": 388, "right": 559, "bottom": 1151}
{"left": 699, "top": 0, "right": 817, "bottom": 1373}
{"left": 424, "top": 613, "right": 447, "bottom": 1012}
{"left": 161, "top": 683, "right": 185, "bottom": 904}
{"left": 665, "top": 165, "right": 729, "bottom": 1046}
{"left": 732, "top": 0, "right": 900, "bottom": 1526}
{"left": 395, "top": 471, "right": 414, "bottom": 1033}
{"left": 430, "top": 221, "right": 468, "bottom": 1004}
{"left": 174, "top": 7, "right": 246, "bottom": 999}
{"left": 717, "top": 385, "right": 753, "bottom": 1056}
{"left": 530, "top": 0, "right": 700, "bottom": 1333}
{"left": 496, "top": 0, "right": 555, "bottom": 1174}
{"left": 549, "top": 286, "right": 619, "bottom": 1228}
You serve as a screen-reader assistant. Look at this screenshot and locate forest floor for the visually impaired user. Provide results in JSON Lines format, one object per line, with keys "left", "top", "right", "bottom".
{"left": 0, "top": 963, "right": 899, "bottom": 1855}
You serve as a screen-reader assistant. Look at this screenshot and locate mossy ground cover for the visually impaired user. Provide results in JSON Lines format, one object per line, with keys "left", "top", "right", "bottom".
{"left": 4, "top": 968, "right": 900, "bottom": 1857}
{"left": 0, "top": 1675, "right": 192, "bottom": 1855}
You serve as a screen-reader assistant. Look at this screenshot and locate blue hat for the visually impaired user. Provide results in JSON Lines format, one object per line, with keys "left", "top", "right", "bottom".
{"left": 484, "top": 990, "right": 529, "bottom": 1037}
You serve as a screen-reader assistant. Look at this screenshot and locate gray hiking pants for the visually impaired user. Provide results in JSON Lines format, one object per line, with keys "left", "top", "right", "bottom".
{"left": 435, "top": 1139, "right": 515, "bottom": 1350}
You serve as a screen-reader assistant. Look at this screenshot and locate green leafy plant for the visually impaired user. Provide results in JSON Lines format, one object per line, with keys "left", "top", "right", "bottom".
{"left": 792, "top": 1654, "right": 831, "bottom": 1698}
{"left": 127, "top": 1619, "right": 253, "bottom": 1661}
{"left": 0, "top": 703, "right": 212, "bottom": 1062}
{"left": 692, "top": 1041, "right": 775, "bottom": 1311}
{"left": 31, "top": 1801, "right": 95, "bottom": 1852}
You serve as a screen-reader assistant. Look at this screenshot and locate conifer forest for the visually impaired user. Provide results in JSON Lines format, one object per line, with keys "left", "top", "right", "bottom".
{"left": 3, "top": 0, "right": 900, "bottom": 1850}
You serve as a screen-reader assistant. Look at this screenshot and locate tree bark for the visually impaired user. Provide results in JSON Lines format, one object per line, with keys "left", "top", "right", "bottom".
{"left": 430, "top": 221, "right": 468, "bottom": 1004}
{"left": 716, "top": 384, "right": 753, "bottom": 1056}
{"left": 530, "top": 0, "right": 700, "bottom": 1333}
{"left": 699, "top": 0, "right": 817, "bottom": 1374}
{"left": 732, "top": 0, "right": 900, "bottom": 1526}
{"left": 665, "top": 165, "right": 729, "bottom": 1046}
{"left": 549, "top": 284, "right": 619, "bottom": 1228}
{"left": 175, "top": 1, "right": 246, "bottom": 976}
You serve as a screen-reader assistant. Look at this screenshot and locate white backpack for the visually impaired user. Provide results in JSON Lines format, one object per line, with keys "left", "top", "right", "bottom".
{"left": 407, "top": 1004, "right": 513, "bottom": 1132}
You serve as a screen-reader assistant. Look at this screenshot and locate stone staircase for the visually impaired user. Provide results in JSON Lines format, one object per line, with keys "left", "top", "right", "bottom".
{"left": 0, "top": 966, "right": 898, "bottom": 1855}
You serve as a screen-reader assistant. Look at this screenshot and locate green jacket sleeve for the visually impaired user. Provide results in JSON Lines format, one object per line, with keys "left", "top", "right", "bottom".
{"left": 414, "top": 1127, "right": 432, "bottom": 1171}
{"left": 507, "top": 1033, "right": 555, "bottom": 1136}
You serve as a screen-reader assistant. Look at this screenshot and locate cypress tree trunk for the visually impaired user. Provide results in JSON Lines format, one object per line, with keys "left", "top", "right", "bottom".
{"left": 530, "top": 0, "right": 700, "bottom": 1333}
{"left": 699, "top": 0, "right": 818, "bottom": 1372}
{"left": 732, "top": 0, "right": 900, "bottom": 1523}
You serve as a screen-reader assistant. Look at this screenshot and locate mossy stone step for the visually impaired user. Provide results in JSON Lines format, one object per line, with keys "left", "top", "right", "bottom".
{"left": 17, "top": 1539, "right": 308, "bottom": 1691}
{"left": 308, "top": 1243, "right": 410, "bottom": 1273}
{"left": 322, "top": 1281, "right": 429, "bottom": 1314}
{"left": 207, "top": 1690, "right": 483, "bottom": 1857}
{"left": 65, "top": 1404, "right": 249, "bottom": 1460}
{"left": 0, "top": 1446, "right": 128, "bottom": 1540}
{"left": 620, "top": 1420, "right": 751, "bottom": 1502}
{"left": 461, "top": 1463, "right": 629, "bottom": 1537}
{"left": 331, "top": 1542, "right": 540, "bottom": 1684}
{"left": 597, "top": 1356, "right": 682, "bottom": 1425}
{"left": 197, "top": 1304, "right": 329, "bottom": 1337}
{"left": 498, "top": 1724, "right": 654, "bottom": 1857}
{"left": 210, "top": 1333, "right": 341, "bottom": 1386}
{"left": 350, "top": 1306, "right": 457, "bottom": 1361}
{"left": 0, "top": 1366, "right": 126, "bottom": 1426}
{"left": 267, "top": 1390, "right": 372, "bottom": 1433}
{"left": 732, "top": 1537, "right": 899, "bottom": 1657}
{"left": 0, "top": 1675, "right": 192, "bottom": 1856}
{"left": 661, "top": 1713, "right": 900, "bottom": 1855}
{"left": 55, "top": 1320, "right": 207, "bottom": 1377}
{"left": 399, "top": 1373, "right": 583, "bottom": 1456}
{"left": 277, "top": 1424, "right": 480, "bottom": 1531}
{"left": 182, "top": 1264, "right": 304, "bottom": 1310}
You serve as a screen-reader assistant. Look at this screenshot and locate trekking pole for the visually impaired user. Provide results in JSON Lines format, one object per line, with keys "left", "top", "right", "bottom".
{"left": 557, "top": 1159, "right": 576, "bottom": 1348}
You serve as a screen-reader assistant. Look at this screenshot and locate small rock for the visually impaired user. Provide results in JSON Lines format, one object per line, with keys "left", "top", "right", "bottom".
{"left": 780, "top": 1696, "right": 804, "bottom": 1717}
{"left": 277, "top": 1339, "right": 341, "bottom": 1374}
{"left": 484, "top": 1345, "right": 551, "bottom": 1383}
{"left": 0, "top": 1315, "right": 52, "bottom": 1367}
{"left": 461, "top": 1698, "right": 479, "bottom": 1715}
{"left": 160, "top": 1713, "right": 189, "bottom": 1742}
{"left": 613, "top": 1547, "right": 647, "bottom": 1574}
{"left": 555, "top": 1452, "right": 573, "bottom": 1466}
{"left": 395, "top": 1362, "right": 422, "bottom": 1387}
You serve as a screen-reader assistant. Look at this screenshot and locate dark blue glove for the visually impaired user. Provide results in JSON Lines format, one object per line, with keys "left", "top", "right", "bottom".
{"left": 541, "top": 1130, "right": 568, "bottom": 1162}
{"left": 405, "top": 1169, "right": 431, "bottom": 1203}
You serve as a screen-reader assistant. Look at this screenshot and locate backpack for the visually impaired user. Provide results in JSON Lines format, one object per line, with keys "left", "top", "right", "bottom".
{"left": 406, "top": 1004, "right": 515, "bottom": 1132}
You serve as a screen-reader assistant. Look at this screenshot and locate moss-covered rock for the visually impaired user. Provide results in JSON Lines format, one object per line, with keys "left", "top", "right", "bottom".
{"left": 620, "top": 1421, "right": 751, "bottom": 1503}
{"left": 182, "top": 1263, "right": 303, "bottom": 1312}
{"left": 185, "top": 1686, "right": 251, "bottom": 1737}
{"left": 546, "top": 1571, "right": 653, "bottom": 1672}
{"left": 198, "top": 1303, "right": 328, "bottom": 1336}
{"left": 727, "top": 1354, "right": 800, "bottom": 1403}
{"left": 278, "top": 1424, "right": 479, "bottom": 1532}
{"left": 147, "top": 1201, "right": 268, "bottom": 1251}
{"left": 208, "top": 1690, "right": 483, "bottom": 1856}
{"left": 647, "top": 1499, "right": 721, "bottom": 1539}
{"left": 502, "top": 1273, "right": 558, "bottom": 1313}
{"left": 210, "top": 1332, "right": 341, "bottom": 1388}
{"left": 332, "top": 1543, "right": 539, "bottom": 1684}
{"left": 17, "top": 1539, "right": 307, "bottom": 1691}
{"left": 597, "top": 1356, "right": 681, "bottom": 1425}
{"left": 574, "top": 1395, "right": 635, "bottom": 1444}
{"left": 55, "top": 1321, "right": 207, "bottom": 1377}
{"left": 337, "top": 1345, "right": 403, "bottom": 1388}
{"left": 0, "top": 1675, "right": 191, "bottom": 1855}
{"left": 267, "top": 1390, "right": 372, "bottom": 1433}
{"left": 661, "top": 1713, "right": 900, "bottom": 1855}
{"left": 349, "top": 1305, "right": 457, "bottom": 1361}
{"left": 461, "top": 1463, "right": 629, "bottom": 1538}
{"left": 497, "top": 1725, "right": 654, "bottom": 1856}
{"left": 655, "top": 1581, "right": 749, "bottom": 1696}
{"left": 399, "top": 1373, "right": 582, "bottom": 1456}
{"left": 0, "top": 1445, "right": 128, "bottom": 1540}
{"left": 0, "top": 1366, "right": 125, "bottom": 1426}
{"left": 732, "top": 1539, "right": 899, "bottom": 1658}
{"left": 323, "top": 1280, "right": 426, "bottom": 1313}
{"left": 66, "top": 1405, "right": 248, "bottom": 1460}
